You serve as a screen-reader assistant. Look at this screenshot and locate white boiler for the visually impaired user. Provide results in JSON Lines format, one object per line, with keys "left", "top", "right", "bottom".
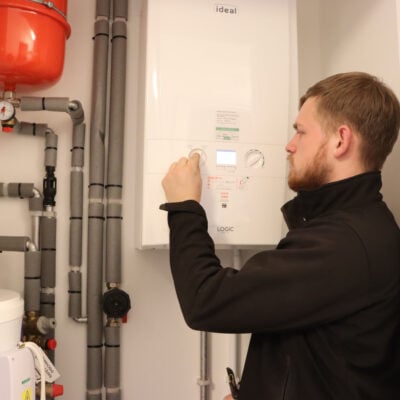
{"left": 136, "top": 0, "right": 298, "bottom": 248}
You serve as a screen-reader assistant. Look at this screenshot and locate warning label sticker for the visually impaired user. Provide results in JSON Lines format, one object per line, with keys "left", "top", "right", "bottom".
{"left": 21, "top": 388, "right": 32, "bottom": 400}
{"left": 216, "top": 110, "right": 240, "bottom": 141}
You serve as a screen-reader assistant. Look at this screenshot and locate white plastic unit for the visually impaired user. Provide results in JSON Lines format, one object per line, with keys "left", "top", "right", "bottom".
{"left": 137, "top": 0, "right": 296, "bottom": 248}
{"left": 0, "top": 290, "right": 35, "bottom": 400}
{"left": 0, "top": 289, "right": 24, "bottom": 352}
{"left": 0, "top": 347, "right": 35, "bottom": 400}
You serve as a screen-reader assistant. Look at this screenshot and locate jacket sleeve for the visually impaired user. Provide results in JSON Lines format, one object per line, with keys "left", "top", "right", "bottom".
{"left": 161, "top": 200, "right": 370, "bottom": 334}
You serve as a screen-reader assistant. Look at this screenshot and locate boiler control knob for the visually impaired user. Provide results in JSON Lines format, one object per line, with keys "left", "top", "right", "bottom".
{"left": 0, "top": 100, "right": 15, "bottom": 121}
{"left": 188, "top": 148, "right": 207, "bottom": 165}
{"left": 244, "top": 149, "right": 265, "bottom": 168}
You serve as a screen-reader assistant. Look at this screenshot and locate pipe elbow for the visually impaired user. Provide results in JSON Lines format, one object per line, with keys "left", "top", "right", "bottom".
{"left": 26, "top": 239, "right": 38, "bottom": 252}
{"left": 68, "top": 100, "right": 85, "bottom": 125}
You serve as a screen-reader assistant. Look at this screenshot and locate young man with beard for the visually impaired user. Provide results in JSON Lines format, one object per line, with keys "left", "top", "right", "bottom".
{"left": 160, "top": 72, "right": 400, "bottom": 399}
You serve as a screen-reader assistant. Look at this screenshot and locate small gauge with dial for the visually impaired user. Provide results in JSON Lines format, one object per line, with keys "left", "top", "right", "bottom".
{"left": 0, "top": 100, "right": 15, "bottom": 121}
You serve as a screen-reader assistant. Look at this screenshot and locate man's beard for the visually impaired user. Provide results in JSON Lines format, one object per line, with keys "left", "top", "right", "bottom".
{"left": 288, "top": 144, "right": 332, "bottom": 192}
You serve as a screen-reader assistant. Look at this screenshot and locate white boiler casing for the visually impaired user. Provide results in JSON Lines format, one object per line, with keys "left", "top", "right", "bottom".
{"left": 137, "top": 0, "right": 297, "bottom": 248}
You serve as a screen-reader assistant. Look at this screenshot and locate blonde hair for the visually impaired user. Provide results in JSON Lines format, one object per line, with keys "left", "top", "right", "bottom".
{"left": 300, "top": 72, "right": 400, "bottom": 170}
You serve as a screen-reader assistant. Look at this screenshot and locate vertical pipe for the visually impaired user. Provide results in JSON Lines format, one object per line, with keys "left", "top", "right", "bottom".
{"left": 40, "top": 209, "right": 57, "bottom": 362}
{"left": 199, "top": 331, "right": 210, "bottom": 400}
{"left": 104, "top": 2, "right": 129, "bottom": 399}
{"left": 105, "top": 0, "right": 128, "bottom": 286}
{"left": 104, "top": 322, "right": 121, "bottom": 400}
{"left": 228, "top": 248, "right": 242, "bottom": 379}
{"left": 30, "top": 188, "right": 43, "bottom": 249}
{"left": 87, "top": 1, "right": 111, "bottom": 398}
{"left": 69, "top": 120, "right": 86, "bottom": 318}
{"left": 25, "top": 246, "right": 42, "bottom": 314}
{"left": 41, "top": 123, "right": 58, "bottom": 365}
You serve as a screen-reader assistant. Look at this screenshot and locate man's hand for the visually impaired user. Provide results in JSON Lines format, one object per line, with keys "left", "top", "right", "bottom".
{"left": 223, "top": 395, "right": 233, "bottom": 400}
{"left": 161, "top": 153, "right": 202, "bottom": 203}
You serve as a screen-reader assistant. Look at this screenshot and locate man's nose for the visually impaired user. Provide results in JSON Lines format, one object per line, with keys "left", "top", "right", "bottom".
{"left": 285, "top": 136, "right": 296, "bottom": 153}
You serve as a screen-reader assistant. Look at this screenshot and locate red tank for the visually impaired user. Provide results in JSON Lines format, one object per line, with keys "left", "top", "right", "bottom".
{"left": 0, "top": 0, "right": 71, "bottom": 91}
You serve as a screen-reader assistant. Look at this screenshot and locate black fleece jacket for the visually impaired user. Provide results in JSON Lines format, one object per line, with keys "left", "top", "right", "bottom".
{"left": 161, "top": 171, "right": 400, "bottom": 399}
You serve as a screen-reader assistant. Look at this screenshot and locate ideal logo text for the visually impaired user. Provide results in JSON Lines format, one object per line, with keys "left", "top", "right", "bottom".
{"left": 215, "top": 4, "right": 238, "bottom": 15}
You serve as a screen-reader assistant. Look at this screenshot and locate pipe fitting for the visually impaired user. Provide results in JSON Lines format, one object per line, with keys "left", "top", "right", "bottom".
{"left": 23, "top": 310, "right": 41, "bottom": 337}
{"left": 23, "top": 311, "right": 55, "bottom": 337}
{"left": 26, "top": 239, "right": 38, "bottom": 252}
{"left": 68, "top": 100, "right": 85, "bottom": 125}
{"left": 37, "top": 315, "right": 56, "bottom": 334}
{"left": 102, "top": 288, "right": 131, "bottom": 319}
{"left": 43, "top": 166, "right": 57, "bottom": 206}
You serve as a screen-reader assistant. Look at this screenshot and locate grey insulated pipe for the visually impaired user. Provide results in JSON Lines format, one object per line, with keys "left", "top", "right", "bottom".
{"left": 19, "top": 96, "right": 86, "bottom": 363}
{"left": 0, "top": 182, "right": 43, "bottom": 248}
{"left": 0, "top": 236, "right": 40, "bottom": 312}
{"left": 0, "top": 184, "right": 43, "bottom": 312}
{"left": 12, "top": 123, "right": 53, "bottom": 247}
{"left": 86, "top": 1, "right": 110, "bottom": 398}
{"left": 69, "top": 119, "right": 86, "bottom": 318}
{"left": 104, "top": 1, "right": 130, "bottom": 399}
{"left": 87, "top": 1, "right": 130, "bottom": 398}
{"left": 199, "top": 331, "right": 210, "bottom": 400}
{"left": 12, "top": 119, "right": 58, "bottom": 361}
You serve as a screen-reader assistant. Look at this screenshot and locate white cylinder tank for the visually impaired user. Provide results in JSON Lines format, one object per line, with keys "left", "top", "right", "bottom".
{"left": 0, "top": 289, "right": 24, "bottom": 353}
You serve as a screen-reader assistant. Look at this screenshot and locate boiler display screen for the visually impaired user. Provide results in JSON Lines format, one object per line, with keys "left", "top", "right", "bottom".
{"left": 216, "top": 149, "right": 237, "bottom": 166}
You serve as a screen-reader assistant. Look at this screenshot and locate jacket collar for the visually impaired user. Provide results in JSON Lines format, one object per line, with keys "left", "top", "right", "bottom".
{"left": 281, "top": 171, "right": 383, "bottom": 229}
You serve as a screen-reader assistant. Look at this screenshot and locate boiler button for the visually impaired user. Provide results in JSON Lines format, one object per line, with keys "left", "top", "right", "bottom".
{"left": 189, "top": 148, "right": 207, "bottom": 164}
{"left": 244, "top": 149, "right": 265, "bottom": 168}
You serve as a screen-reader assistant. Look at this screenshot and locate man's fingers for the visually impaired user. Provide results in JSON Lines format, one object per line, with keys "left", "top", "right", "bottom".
{"left": 177, "top": 156, "right": 188, "bottom": 165}
{"left": 167, "top": 161, "right": 177, "bottom": 173}
{"left": 168, "top": 156, "right": 187, "bottom": 172}
{"left": 188, "top": 152, "right": 200, "bottom": 167}
{"left": 167, "top": 153, "right": 199, "bottom": 175}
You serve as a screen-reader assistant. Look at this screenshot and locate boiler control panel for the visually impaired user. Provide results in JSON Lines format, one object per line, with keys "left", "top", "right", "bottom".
{"left": 138, "top": 138, "right": 287, "bottom": 248}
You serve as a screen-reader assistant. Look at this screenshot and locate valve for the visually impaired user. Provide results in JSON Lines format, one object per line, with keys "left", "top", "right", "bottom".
{"left": 2, "top": 124, "right": 14, "bottom": 133}
{"left": 43, "top": 166, "right": 57, "bottom": 206}
{"left": 23, "top": 313, "right": 55, "bottom": 337}
{"left": 36, "top": 383, "right": 64, "bottom": 398}
{"left": 102, "top": 288, "right": 131, "bottom": 319}
{"left": 45, "top": 338, "right": 57, "bottom": 351}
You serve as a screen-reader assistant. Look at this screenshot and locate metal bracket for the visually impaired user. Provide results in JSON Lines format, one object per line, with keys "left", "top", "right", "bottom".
{"left": 26, "top": 0, "right": 67, "bottom": 20}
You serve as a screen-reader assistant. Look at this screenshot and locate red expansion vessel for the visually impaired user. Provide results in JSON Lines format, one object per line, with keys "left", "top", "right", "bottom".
{"left": 0, "top": 0, "right": 71, "bottom": 91}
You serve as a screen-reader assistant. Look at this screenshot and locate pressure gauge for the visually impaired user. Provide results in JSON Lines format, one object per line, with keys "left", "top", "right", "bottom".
{"left": 0, "top": 100, "right": 15, "bottom": 121}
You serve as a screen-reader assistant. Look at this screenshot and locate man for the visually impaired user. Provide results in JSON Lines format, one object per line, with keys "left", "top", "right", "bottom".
{"left": 161, "top": 72, "right": 400, "bottom": 399}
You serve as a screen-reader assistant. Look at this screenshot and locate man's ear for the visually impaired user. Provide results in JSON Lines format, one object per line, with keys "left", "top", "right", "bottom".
{"left": 333, "top": 125, "right": 353, "bottom": 158}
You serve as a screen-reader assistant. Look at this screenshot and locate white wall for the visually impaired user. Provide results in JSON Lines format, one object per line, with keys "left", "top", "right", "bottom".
{"left": 297, "top": 0, "right": 400, "bottom": 221}
{"left": 0, "top": 1, "right": 399, "bottom": 399}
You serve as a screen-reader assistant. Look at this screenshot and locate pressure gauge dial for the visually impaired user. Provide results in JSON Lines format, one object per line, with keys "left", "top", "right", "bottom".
{"left": 245, "top": 149, "right": 265, "bottom": 168}
{"left": 0, "top": 100, "right": 15, "bottom": 121}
